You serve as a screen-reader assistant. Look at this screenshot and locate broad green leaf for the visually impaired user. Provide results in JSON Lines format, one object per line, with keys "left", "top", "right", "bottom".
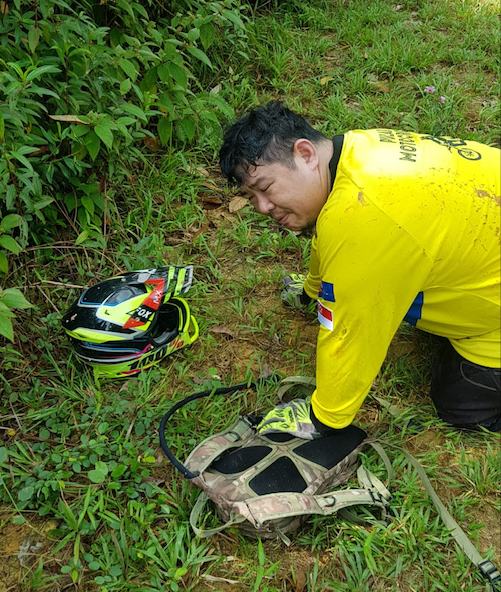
{"left": 116, "top": 116, "right": 137, "bottom": 125}
{"left": 0, "top": 302, "right": 14, "bottom": 315}
{"left": 16, "top": 146, "right": 39, "bottom": 156}
{"left": 116, "top": 0, "right": 135, "bottom": 19}
{"left": 5, "top": 185, "right": 16, "bottom": 210}
{"left": 85, "top": 132, "right": 101, "bottom": 161}
{"left": 0, "top": 252, "right": 7, "bottom": 274}
{"left": 163, "top": 42, "right": 178, "bottom": 61}
{"left": 18, "top": 485, "right": 35, "bottom": 501}
{"left": 159, "top": 93, "right": 174, "bottom": 116}
{"left": 200, "top": 22, "right": 216, "bottom": 50}
{"left": 94, "top": 124, "right": 114, "bottom": 149}
{"left": 120, "top": 79, "right": 132, "bottom": 95}
{"left": 181, "top": 116, "right": 196, "bottom": 142}
{"left": 73, "top": 125, "right": 90, "bottom": 139}
{"left": 29, "top": 86, "right": 60, "bottom": 99}
{"left": 11, "top": 152, "right": 34, "bottom": 171}
{"left": 75, "top": 230, "right": 89, "bottom": 245}
{"left": 95, "top": 118, "right": 117, "bottom": 131}
{"left": 222, "top": 9, "right": 245, "bottom": 28}
{"left": 158, "top": 117, "right": 172, "bottom": 146}
{"left": 157, "top": 64, "right": 170, "bottom": 84}
{"left": 0, "top": 113, "right": 4, "bottom": 142}
{"left": 1, "top": 289, "right": 32, "bottom": 309}
{"left": 1, "top": 214, "right": 23, "bottom": 231}
{"left": 132, "top": 2, "right": 149, "bottom": 18}
{"left": 120, "top": 103, "right": 147, "bottom": 123}
{"left": 0, "top": 235, "right": 22, "bottom": 255}
{"left": 119, "top": 59, "right": 138, "bottom": 81}
{"left": 81, "top": 196, "right": 94, "bottom": 215}
{"left": 26, "top": 65, "right": 61, "bottom": 82}
{"left": 111, "top": 465, "right": 127, "bottom": 479}
{"left": 73, "top": 143, "right": 87, "bottom": 161}
{"left": 168, "top": 63, "right": 188, "bottom": 90}
{"left": 88, "top": 469, "right": 106, "bottom": 484}
{"left": 95, "top": 461, "right": 108, "bottom": 475}
{"left": 140, "top": 67, "right": 158, "bottom": 93}
{"left": 187, "top": 28, "right": 200, "bottom": 42}
{"left": 0, "top": 313, "right": 14, "bottom": 342}
{"left": 33, "top": 198, "right": 54, "bottom": 210}
{"left": 187, "top": 46, "right": 212, "bottom": 69}
{"left": 28, "top": 28, "right": 40, "bottom": 53}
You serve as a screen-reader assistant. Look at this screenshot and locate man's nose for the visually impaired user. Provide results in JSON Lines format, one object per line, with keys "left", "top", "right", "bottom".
{"left": 253, "top": 194, "right": 274, "bottom": 215}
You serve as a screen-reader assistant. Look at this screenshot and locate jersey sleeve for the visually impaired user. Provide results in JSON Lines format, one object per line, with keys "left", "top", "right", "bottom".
{"left": 311, "top": 179, "right": 434, "bottom": 428}
{"left": 304, "top": 234, "right": 321, "bottom": 299}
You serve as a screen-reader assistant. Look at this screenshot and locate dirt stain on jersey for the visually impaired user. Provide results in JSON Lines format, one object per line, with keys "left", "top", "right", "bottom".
{"left": 475, "top": 188, "right": 501, "bottom": 206}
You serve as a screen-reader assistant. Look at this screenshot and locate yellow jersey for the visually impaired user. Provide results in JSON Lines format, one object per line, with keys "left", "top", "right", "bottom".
{"left": 304, "top": 130, "right": 501, "bottom": 429}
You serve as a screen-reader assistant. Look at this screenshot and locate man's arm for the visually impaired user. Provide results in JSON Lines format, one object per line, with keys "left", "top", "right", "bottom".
{"left": 310, "top": 180, "right": 433, "bottom": 429}
{"left": 303, "top": 234, "right": 321, "bottom": 299}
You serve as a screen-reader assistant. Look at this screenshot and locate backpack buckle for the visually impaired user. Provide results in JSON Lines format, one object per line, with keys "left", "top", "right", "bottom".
{"left": 478, "top": 560, "right": 501, "bottom": 587}
{"left": 368, "top": 490, "right": 392, "bottom": 526}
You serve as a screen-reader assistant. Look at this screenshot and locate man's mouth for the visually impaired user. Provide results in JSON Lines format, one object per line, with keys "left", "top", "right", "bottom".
{"left": 274, "top": 213, "right": 289, "bottom": 225}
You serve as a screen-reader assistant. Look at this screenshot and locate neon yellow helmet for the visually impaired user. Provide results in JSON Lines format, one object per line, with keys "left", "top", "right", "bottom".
{"left": 62, "top": 266, "right": 198, "bottom": 377}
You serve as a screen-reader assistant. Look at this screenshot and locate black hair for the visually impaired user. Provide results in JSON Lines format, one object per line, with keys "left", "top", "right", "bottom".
{"left": 219, "top": 101, "right": 327, "bottom": 186}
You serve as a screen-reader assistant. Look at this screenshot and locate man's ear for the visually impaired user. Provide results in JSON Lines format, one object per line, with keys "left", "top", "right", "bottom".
{"left": 293, "top": 139, "right": 319, "bottom": 169}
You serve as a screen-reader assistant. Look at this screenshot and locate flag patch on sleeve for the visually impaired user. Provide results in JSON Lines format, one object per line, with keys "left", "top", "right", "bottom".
{"left": 318, "top": 301, "right": 334, "bottom": 331}
{"left": 318, "top": 281, "right": 335, "bottom": 302}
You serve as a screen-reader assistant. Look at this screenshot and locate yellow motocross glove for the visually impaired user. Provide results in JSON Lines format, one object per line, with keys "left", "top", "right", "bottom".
{"left": 281, "top": 274, "right": 315, "bottom": 311}
{"left": 257, "top": 399, "right": 320, "bottom": 440}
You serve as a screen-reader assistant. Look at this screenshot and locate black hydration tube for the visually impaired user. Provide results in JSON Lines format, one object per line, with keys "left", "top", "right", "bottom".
{"left": 158, "top": 375, "right": 280, "bottom": 479}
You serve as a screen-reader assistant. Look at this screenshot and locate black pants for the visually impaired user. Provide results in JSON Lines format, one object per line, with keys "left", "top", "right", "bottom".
{"left": 430, "top": 339, "right": 501, "bottom": 432}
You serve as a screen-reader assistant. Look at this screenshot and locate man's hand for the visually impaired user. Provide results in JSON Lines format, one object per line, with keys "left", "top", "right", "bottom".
{"left": 257, "top": 399, "right": 320, "bottom": 439}
{"left": 281, "top": 274, "right": 315, "bottom": 310}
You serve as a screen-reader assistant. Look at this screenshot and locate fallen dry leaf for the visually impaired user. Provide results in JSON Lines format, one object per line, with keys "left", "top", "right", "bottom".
{"left": 202, "top": 196, "right": 223, "bottom": 209}
{"left": 285, "top": 569, "right": 308, "bottom": 592}
{"left": 185, "top": 164, "right": 212, "bottom": 177}
{"left": 187, "top": 223, "right": 208, "bottom": 241}
{"left": 368, "top": 79, "right": 390, "bottom": 93}
{"left": 197, "top": 166, "right": 211, "bottom": 177}
{"left": 205, "top": 208, "right": 234, "bottom": 228}
{"left": 144, "top": 136, "right": 161, "bottom": 149}
{"left": 209, "top": 326, "right": 236, "bottom": 339}
{"left": 229, "top": 196, "right": 247, "bottom": 213}
{"left": 201, "top": 575, "right": 239, "bottom": 585}
{"left": 202, "top": 181, "right": 219, "bottom": 191}
{"left": 49, "top": 115, "right": 88, "bottom": 124}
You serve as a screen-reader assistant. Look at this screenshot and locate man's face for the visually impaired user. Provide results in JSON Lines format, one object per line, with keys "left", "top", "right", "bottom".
{"left": 239, "top": 147, "right": 328, "bottom": 232}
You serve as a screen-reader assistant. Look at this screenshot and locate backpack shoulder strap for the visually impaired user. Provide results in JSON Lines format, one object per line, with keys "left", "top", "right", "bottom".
{"left": 277, "top": 375, "right": 316, "bottom": 402}
{"left": 243, "top": 487, "right": 390, "bottom": 529}
{"left": 189, "top": 491, "right": 247, "bottom": 537}
{"left": 377, "top": 439, "right": 501, "bottom": 592}
{"left": 185, "top": 416, "right": 254, "bottom": 475}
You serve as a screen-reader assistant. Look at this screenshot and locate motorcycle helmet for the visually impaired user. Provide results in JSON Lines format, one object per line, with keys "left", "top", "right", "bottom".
{"left": 62, "top": 265, "right": 199, "bottom": 377}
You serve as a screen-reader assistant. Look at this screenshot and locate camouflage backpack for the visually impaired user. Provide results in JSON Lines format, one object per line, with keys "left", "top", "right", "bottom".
{"left": 159, "top": 376, "right": 501, "bottom": 590}
{"left": 158, "top": 376, "right": 392, "bottom": 542}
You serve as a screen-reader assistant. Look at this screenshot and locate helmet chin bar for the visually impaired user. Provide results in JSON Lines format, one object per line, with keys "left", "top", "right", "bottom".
{"left": 150, "top": 299, "right": 190, "bottom": 346}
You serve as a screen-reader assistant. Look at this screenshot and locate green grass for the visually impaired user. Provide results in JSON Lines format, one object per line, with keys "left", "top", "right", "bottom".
{"left": 1, "top": 0, "right": 500, "bottom": 589}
